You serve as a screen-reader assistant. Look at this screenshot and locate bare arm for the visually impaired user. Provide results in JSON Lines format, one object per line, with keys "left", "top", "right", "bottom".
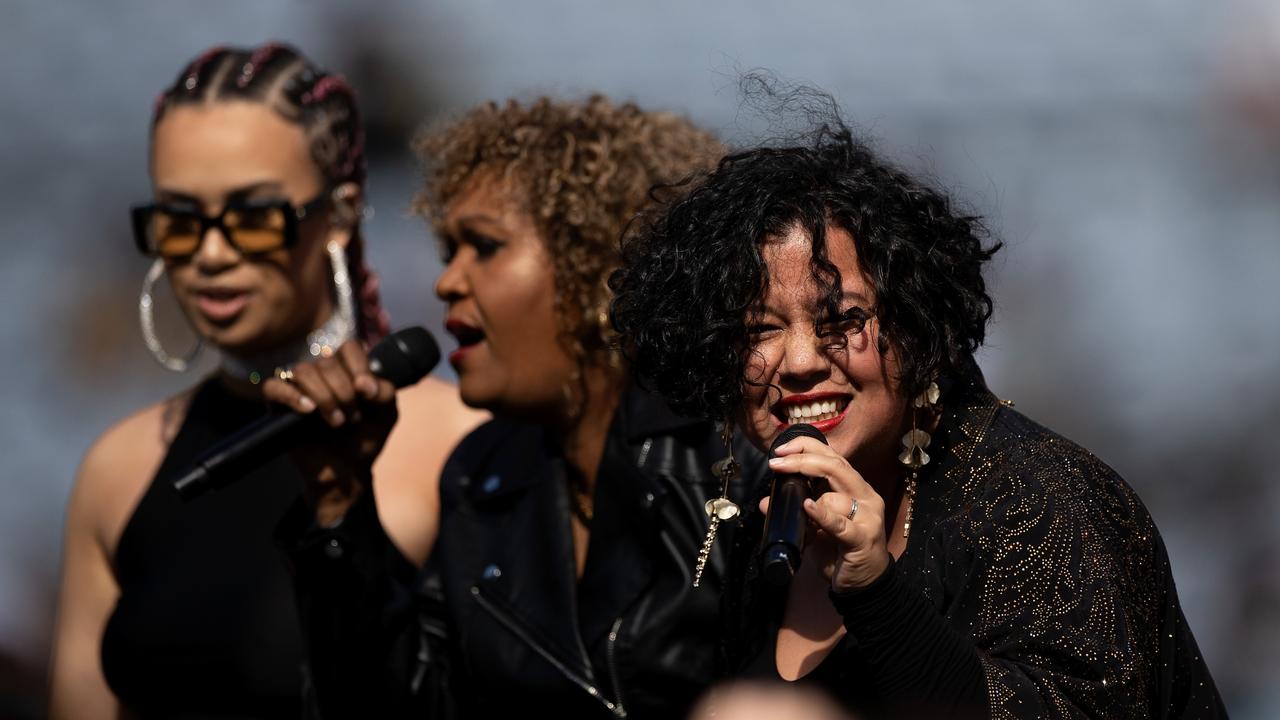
{"left": 49, "top": 397, "right": 183, "bottom": 720}
{"left": 49, "top": 463, "right": 121, "bottom": 720}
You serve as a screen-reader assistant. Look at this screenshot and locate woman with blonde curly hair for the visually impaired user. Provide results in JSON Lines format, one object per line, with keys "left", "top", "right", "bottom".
{"left": 265, "top": 96, "right": 746, "bottom": 718}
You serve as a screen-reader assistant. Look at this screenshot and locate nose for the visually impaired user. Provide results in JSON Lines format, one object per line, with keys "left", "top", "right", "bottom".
{"left": 434, "top": 248, "right": 471, "bottom": 304}
{"left": 777, "top": 325, "right": 830, "bottom": 387}
{"left": 191, "top": 225, "right": 240, "bottom": 274}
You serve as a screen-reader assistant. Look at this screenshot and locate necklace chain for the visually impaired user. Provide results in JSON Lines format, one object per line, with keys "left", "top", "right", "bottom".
{"left": 569, "top": 486, "right": 593, "bottom": 524}
{"left": 219, "top": 311, "right": 355, "bottom": 384}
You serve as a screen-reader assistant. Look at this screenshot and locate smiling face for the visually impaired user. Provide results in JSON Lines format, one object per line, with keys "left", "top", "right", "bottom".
{"left": 740, "top": 223, "right": 910, "bottom": 476}
{"left": 434, "top": 173, "right": 578, "bottom": 417}
{"left": 150, "top": 101, "right": 341, "bottom": 357}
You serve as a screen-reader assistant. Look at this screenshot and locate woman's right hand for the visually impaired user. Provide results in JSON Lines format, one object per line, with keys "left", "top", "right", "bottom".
{"left": 262, "top": 340, "right": 398, "bottom": 526}
{"left": 765, "top": 436, "right": 892, "bottom": 592}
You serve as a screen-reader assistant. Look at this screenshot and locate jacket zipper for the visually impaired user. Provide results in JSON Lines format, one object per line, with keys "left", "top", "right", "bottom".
{"left": 470, "top": 585, "right": 627, "bottom": 718}
{"left": 606, "top": 615, "right": 628, "bottom": 717}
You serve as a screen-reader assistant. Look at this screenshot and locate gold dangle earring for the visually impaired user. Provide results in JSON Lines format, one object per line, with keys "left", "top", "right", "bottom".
{"left": 693, "top": 420, "right": 742, "bottom": 587}
{"left": 899, "top": 380, "right": 940, "bottom": 539}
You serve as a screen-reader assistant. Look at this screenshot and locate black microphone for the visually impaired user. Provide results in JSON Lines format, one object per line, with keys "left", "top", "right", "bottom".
{"left": 759, "top": 423, "right": 829, "bottom": 586}
{"left": 172, "top": 326, "right": 441, "bottom": 501}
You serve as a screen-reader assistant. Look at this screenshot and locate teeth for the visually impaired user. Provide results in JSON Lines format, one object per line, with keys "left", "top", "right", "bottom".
{"left": 784, "top": 399, "right": 845, "bottom": 424}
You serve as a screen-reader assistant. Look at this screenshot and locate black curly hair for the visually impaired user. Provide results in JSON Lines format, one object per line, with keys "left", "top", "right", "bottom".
{"left": 610, "top": 99, "right": 1001, "bottom": 420}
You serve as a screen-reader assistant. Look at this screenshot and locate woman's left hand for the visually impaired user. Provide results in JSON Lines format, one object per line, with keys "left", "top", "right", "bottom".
{"left": 766, "top": 437, "right": 892, "bottom": 592}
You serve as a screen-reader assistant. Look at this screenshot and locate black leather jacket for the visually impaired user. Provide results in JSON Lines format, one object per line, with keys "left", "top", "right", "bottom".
{"left": 281, "top": 385, "right": 762, "bottom": 719}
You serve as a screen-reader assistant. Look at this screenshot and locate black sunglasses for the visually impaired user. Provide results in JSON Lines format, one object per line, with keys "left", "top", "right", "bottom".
{"left": 131, "top": 192, "right": 329, "bottom": 259}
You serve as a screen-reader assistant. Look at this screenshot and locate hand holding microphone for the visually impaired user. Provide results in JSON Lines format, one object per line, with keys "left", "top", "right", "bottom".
{"left": 175, "top": 327, "right": 439, "bottom": 526}
{"left": 760, "top": 423, "right": 829, "bottom": 585}
{"left": 263, "top": 328, "right": 438, "bottom": 525}
{"left": 760, "top": 423, "right": 891, "bottom": 593}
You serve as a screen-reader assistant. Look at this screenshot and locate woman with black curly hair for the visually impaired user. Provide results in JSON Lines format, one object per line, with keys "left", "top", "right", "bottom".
{"left": 610, "top": 111, "right": 1227, "bottom": 718}
{"left": 265, "top": 96, "right": 749, "bottom": 718}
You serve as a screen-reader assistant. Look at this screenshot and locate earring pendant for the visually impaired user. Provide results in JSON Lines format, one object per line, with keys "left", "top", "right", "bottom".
{"left": 693, "top": 429, "right": 743, "bottom": 587}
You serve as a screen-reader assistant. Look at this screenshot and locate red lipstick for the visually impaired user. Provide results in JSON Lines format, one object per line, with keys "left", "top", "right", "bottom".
{"left": 444, "top": 318, "right": 484, "bottom": 365}
{"left": 772, "top": 391, "right": 853, "bottom": 434}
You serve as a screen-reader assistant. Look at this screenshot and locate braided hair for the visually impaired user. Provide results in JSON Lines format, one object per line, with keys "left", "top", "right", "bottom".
{"left": 152, "top": 42, "right": 391, "bottom": 344}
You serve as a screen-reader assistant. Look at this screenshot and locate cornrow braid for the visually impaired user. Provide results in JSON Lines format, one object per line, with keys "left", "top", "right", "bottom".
{"left": 152, "top": 45, "right": 228, "bottom": 117}
{"left": 152, "top": 42, "right": 388, "bottom": 344}
{"left": 234, "top": 43, "right": 287, "bottom": 89}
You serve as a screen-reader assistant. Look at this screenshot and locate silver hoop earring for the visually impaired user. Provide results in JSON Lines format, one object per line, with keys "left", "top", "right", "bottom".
{"left": 306, "top": 241, "right": 357, "bottom": 356}
{"left": 139, "top": 259, "right": 202, "bottom": 372}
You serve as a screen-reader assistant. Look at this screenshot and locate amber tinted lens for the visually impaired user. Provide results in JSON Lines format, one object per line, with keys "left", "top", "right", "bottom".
{"left": 150, "top": 209, "right": 203, "bottom": 258}
{"left": 224, "top": 205, "right": 288, "bottom": 253}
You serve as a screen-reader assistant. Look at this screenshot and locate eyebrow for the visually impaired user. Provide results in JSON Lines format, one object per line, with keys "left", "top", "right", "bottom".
{"left": 155, "top": 180, "right": 287, "bottom": 206}
{"left": 841, "top": 288, "right": 872, "bottom": 305}
{"left": 451, "top": 212, "right": 505, "bottom": 228}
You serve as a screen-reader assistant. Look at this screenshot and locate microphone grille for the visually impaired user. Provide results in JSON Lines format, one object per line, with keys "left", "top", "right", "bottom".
{"left": 368, "top": 326, "right": 441, "bottom": 388}
{"left": 769, "top": 423, "right": 828, "bottom": 457}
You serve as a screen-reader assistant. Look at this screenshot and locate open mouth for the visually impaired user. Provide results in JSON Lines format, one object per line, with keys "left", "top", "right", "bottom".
{"left": 444, "top": 318, "right": 485, "bottom": 361}
{"left": 772, "top": 393, "right": 853, "bottom": 428}
{"left": 192, "top": 287, "right": 252, "bottom": 324}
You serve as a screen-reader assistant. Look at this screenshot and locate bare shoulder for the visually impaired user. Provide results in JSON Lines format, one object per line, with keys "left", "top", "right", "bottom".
{"left": 72, "top": 388, "right": 195, "bottom": 555}
{"left": 372, "top": 375, "right": 487, "bottom": 564}
{"left": 380, "top": 375, "right": 487, "bottom": 467}
{"left": 374, "top": 374, "right": 487, "bottom": 493}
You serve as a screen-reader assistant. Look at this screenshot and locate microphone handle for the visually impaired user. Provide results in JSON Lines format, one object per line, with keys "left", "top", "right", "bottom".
{"left": 760, "top": 475, "right": 809, "bottom": 586}
{"left": 172, "top": 412, "right": 309, "bottom": 500}
{"left": 170, "top": 326, "right": 441, "bottom": 503}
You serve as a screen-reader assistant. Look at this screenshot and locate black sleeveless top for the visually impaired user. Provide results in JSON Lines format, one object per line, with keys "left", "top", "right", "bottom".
{"left": 102, "top": 379, "right": 306, "bottom": 719}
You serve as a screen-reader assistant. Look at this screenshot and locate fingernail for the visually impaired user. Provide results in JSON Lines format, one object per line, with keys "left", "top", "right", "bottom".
{"left": 768, "top": 457, "right": 787, "bottom": 467}
{"left": 803, "top": 498, "right": 815, "bottom": 509}
{"left": 329, "top": 409, "right": 345, "bottom": 426}
{"left": 774, "top": 441, "right": 793, "bottom": 453}
{"left": 298, "top": 396, "right": 316, "bottom": 413}
{"left": 357, "top": 377, "right": 377, "bottom": 395}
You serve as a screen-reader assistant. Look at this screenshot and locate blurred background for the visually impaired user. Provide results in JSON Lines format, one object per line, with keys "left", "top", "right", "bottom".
{"left": 2, "top": 0, "right": 1278, "bottom": 716}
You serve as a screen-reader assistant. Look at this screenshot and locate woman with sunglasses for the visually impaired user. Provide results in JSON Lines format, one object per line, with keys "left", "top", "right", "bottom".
{"left": 49, "top": 43, "right": 483, "bottom": 719}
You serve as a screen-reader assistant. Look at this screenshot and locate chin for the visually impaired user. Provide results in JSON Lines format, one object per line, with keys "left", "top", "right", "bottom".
{"left": 458, "top": 393, "right": 493, "bottom": 412}
{"left": 203, "top": 322, "right": 277, "bottom": 357}
{"left": 456, "top": 381, "right": 500, "bottom": 413}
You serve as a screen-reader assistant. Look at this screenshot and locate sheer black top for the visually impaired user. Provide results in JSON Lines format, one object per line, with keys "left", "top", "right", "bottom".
{"left": 722, "top": 364, "right": 1228, "bottom": 719}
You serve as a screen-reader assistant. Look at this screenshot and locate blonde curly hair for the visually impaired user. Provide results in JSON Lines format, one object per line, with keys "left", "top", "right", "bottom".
{"left": 413, "top": 95, "right": 723, "bottom": 376}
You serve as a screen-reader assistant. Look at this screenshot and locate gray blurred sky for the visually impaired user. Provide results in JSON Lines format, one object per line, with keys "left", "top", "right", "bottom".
{"left": 2, "top": 0, "right": 1278, "bottom": 715}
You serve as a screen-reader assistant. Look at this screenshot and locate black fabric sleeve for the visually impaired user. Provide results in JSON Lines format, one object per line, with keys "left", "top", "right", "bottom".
{"left": 276, "top": 491, "right": 453, "bottom": 719}
{"left": 828, "top": 558, "right": 988, "bottom": 719}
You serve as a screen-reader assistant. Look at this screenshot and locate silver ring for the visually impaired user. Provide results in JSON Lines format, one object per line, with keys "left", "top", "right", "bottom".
{"left": 846, "top": 498, "right": 859, "bottom": 520}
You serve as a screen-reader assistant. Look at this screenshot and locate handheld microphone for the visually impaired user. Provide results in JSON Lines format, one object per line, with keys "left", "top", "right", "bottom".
{"left": 759, "top": 423, "right": 829, "bottom": 586}
{"left": 172, "top": 326, "right": 441, "bottom": 501}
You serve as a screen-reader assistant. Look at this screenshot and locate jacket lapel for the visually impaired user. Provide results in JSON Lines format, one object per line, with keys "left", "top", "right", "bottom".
{"left": 460, "top": 424, "right": 597, "bottom": 684}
